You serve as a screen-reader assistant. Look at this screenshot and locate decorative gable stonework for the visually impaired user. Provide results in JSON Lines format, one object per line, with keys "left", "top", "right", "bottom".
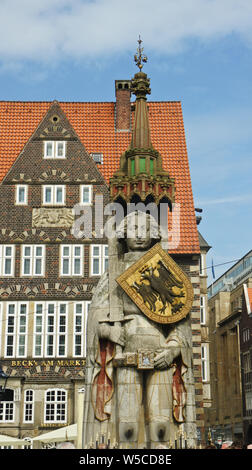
{"left": 39, "top": 112, "right": 72, "bottom": 140}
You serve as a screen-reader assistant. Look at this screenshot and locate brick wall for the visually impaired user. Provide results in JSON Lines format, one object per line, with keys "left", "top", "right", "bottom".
{"left": 115, "top": 80, "right": 131, "bottom": 131}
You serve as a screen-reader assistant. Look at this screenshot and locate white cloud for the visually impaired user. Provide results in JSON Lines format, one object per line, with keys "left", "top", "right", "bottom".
{"left": 0, "top": 0, "right": 252, "bottom": 64}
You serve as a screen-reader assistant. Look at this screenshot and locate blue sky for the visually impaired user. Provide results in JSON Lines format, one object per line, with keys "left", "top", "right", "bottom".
{"left": 0, "top": 0, "right": 252, "bottom": 283}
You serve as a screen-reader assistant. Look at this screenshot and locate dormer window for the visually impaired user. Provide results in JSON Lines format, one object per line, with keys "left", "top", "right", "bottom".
{"left": 44, "top": 141, "right": 66, "bottom": 159}
{"left": 90, "top": 153, "right": 103, "bottom": 164}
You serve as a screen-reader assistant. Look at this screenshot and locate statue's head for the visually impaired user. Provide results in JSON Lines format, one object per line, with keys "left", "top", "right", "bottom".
{"left": 116, "top": 211, "right": 161, "bottom": 252}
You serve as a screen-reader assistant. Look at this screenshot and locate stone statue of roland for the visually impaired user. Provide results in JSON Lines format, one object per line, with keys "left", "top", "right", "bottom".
{"left": 82, "top": 211, "right": 196, "bottom": 449}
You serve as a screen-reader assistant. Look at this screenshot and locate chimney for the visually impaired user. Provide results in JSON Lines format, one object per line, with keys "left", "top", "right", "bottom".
{"left": 115, "top": 80, "right": 131, "bottom": 131}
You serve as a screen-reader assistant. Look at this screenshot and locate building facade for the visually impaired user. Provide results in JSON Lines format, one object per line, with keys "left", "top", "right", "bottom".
{"left": 206, "top": 250, "right": 252, "bottom": 445}
{"left": 0, "top": 101, "right": 109, "bottom": 444}
{"left": 240, "top": 281, "right": 252, "bottom": 445}
{"left": 198, "top": 231, "right": 212, "bottom": 441}
{"left": 0, "top": 72, "right": 205, "bottom": 446}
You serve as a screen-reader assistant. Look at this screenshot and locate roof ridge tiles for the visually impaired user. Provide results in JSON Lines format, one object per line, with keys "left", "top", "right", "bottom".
{"left": 0, "top": 100, "right": 182, "bottom": 104}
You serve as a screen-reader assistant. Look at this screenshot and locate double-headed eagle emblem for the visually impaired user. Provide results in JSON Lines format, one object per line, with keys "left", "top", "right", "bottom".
{"left": 116, "top": 243, "right": 194, "bottom": 324}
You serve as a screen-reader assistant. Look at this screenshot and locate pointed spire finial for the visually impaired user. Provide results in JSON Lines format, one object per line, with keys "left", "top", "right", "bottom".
{"left": 134, "top": 35, "right": 148, "bottom": 71}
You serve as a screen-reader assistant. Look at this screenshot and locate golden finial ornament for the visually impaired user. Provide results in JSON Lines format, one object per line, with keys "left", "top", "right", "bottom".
{"left": 134, "top": 35, "right": 148, "bottom": 71}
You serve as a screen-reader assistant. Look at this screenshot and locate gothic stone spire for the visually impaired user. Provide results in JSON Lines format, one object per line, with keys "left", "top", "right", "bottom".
{"left": 110, "top": 38, "right": 175, "bottom": 207}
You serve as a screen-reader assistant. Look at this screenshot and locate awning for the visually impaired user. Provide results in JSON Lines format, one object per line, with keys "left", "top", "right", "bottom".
{"left": 0, "top": 434, "right": 30, "bottom": 447}
{"left": 32, "top": 423, "right": 77, "bottom": 443}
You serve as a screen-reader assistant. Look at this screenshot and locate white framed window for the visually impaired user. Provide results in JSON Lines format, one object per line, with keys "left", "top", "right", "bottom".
{"left": 5, "top": 303, "right": 16, "bottom": 357}
{"left": 21, "top": 245, "right": 45, "bottom": 276}
{"left": 34, "top": 303, "right": 44, "bottom": 357}
{"left": 43, "top": 185, "right": 65, "bottom": 205}
{"left": 44, "top": 389, "right": 67, "bottom": 424}
{"left": 200, "top": 295, "right": 206, "bottom": 325}
{"left": 16, "top": 185, "right": 28, "bottom": 205}
{"left": 0, "top": 245, "right": 15, "bottom": 276}
{"left": 73, "top": 301, "right": 90, "bottom": 357}
{"left": 34, "top": 302, "right": 68, "bottom": 358}
{"left": 201, "top": 345, "right": 208, "bottom": 382}
{"left": 5, "top": 302, "right": 28, "bottom": 358}
{"left": 17, "top": 303, "right": 28, "bottom": 357}
{"left": 0, "top": 402, "right": 14, "bottom": 423}
{"left": 90, "top": 244, "right": 108, "bottom": 276}
{"left": 44, "top": 141, "right": 66, "bottom": 159}
{"left": 57, "top": 303, "right": 68, "bottom": 357}
{"left": 60, "top": 245, "right": 83, "bottom": 276}
{"left": 73, "top": 302, "right": 84, "bottom": 358}
{"left": 80, "top": 185, "right": 92, "bottom": 205}
{"left": 23, "top": 390, "right": 34, "bottom": 423}
{"left": 199, "top": 254, "right": 206, "bottom": 276}
{"left": 45, "top": 302, "right": 56, "bottom": 357}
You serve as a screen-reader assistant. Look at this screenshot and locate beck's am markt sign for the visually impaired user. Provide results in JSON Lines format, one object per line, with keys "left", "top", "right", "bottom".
{"left": 5, "top": 359, "right": 86, "bottom": 369}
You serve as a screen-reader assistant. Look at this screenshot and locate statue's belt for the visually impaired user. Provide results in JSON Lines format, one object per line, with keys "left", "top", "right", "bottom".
{"left": 113, "top": 350, "right": 156, "bottom": 370}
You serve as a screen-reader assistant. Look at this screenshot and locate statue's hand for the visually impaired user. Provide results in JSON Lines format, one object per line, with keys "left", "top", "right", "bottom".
{"left": 154, "top": 346, "right": 180, "bottom": 370}
{"left": 98, "top": 323, "right": 125, "bottom": 347}
{"left": 111, "top": 324, "right": 125, "bottom": 347}
{"left": 97, "top": 323, "right": 111, "bottom": 340}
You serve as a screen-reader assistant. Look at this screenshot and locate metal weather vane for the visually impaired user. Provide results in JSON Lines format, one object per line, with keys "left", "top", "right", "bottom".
{"left": 134, "top": 35, "right": 148, "bottom": 71}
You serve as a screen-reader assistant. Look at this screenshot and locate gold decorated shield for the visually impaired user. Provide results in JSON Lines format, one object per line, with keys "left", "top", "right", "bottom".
{"left": 116, "top": 243, "right": 194, "bottom": 324}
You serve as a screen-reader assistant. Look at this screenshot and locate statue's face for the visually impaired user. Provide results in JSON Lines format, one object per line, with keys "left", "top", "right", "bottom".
{"left": 125, "top": 215, "right": 152, "bottom": 251}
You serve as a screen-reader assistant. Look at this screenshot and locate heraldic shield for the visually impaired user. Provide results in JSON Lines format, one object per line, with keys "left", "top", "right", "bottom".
{"left": 116, "top": 243, "right": 194, "bottom": 324}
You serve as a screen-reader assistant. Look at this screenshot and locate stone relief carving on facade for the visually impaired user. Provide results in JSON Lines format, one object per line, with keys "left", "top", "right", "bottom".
{"left": 32, "top": 208, "right": 74, "bottom": 228}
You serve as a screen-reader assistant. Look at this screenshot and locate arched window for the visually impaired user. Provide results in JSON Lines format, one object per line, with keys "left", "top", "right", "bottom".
{"left": 44, "top": 389, "right": 67, "bottom": 423}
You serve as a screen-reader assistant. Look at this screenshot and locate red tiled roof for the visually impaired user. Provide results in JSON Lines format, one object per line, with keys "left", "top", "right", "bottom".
{"left": 0, "top": 100, "right": 200, "bottom": 254}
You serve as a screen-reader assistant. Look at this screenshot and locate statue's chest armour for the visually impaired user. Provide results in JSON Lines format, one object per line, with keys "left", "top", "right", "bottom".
{"left": 123, "top": 313, "right": 166, "bottom": 352}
